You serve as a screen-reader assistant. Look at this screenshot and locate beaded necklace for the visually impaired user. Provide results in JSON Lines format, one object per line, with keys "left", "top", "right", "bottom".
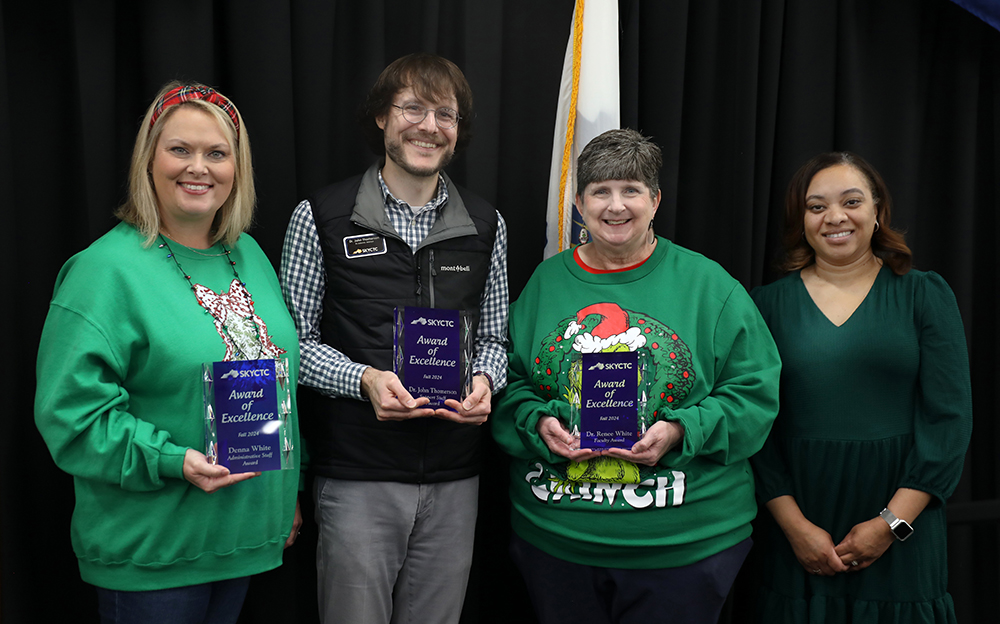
{"left": 158, "top": 234, "right": 264, "bottom": 360}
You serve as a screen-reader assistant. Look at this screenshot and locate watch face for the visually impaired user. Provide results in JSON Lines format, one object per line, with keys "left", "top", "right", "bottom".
{"left": 894, "top": 520, "right": 914, "bottom": 541}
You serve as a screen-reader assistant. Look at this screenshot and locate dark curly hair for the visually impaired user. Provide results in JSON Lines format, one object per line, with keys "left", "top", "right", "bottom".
{"left": 780, "top": 152, "right": 912, "bottom": 275}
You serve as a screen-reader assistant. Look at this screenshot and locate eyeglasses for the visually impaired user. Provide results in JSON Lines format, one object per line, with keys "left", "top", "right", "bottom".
{"left": 392, "top": 103, "right": 462, "bottom": 129}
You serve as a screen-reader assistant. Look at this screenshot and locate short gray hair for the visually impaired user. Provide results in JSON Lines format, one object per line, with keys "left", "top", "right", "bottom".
{"left": 577, "top": 128, "right": 661, "bottom": 198}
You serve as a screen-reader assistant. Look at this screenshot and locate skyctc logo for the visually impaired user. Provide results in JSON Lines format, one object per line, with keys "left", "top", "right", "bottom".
{"left": 221, "top": 368, "right": 271, "bottom": 379}
{"left": 588, "top": 361, "right": 632, "bottom": 371}
{"left": 410, "top": 317, "right": 455, "bottom": 327}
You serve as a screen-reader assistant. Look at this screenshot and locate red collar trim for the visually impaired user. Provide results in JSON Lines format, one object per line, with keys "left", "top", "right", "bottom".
{"left": 573, "top": 246, "right": 652, "bottom": 273}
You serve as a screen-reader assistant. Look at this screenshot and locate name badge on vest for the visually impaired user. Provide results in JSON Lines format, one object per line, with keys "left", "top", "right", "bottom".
{"left": 343, "top": 233, "right": 387, "bottom": 259}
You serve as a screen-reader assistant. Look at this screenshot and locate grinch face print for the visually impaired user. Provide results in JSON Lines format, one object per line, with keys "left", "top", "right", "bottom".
{"left": 531, "top": 302, "right": 695, "bottom": 483}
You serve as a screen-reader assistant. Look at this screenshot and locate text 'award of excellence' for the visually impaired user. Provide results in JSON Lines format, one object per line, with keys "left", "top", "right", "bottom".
{"left": 575, "top": 350, "right": 651, "bottom": 449}
{"left": 393, "top": 306, "right": 473, "bottom": 408}
{"left": 202, "top": 358, "right": 294, "bottom": 473}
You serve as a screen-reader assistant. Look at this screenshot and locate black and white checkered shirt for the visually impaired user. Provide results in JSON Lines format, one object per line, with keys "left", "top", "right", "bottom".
{"left": 280, "top": 172, "right": 508, "bottom": 400}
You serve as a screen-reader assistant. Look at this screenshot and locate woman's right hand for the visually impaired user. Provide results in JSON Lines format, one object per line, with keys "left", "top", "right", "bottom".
{"left": 536, "top": 416, "right": 600, "bottom": 462}
{"left": 767, "top": 495, "right": 849, "bottom": 576}
{"left": 183, "top": 449, "right": 259, "bottom": 494}
{"left": 784, "top": 520, "right": 851, "bottom": 576}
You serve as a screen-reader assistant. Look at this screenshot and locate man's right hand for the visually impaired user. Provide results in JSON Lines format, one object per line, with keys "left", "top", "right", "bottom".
{"left": 361, "top": 367, "right": 436, "bottom": 421}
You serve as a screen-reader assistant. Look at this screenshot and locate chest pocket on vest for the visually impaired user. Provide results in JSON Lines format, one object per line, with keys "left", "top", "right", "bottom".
{"left": 428, "top": 249, "right": 490, "bottom": 311}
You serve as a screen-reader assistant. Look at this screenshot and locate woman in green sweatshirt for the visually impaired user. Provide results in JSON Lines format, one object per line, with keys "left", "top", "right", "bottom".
{"left": 34, "top": 82, "right": 300, "bottom": 624}
{"left": 493, "top": 129, "right": 781, "bottom": 624}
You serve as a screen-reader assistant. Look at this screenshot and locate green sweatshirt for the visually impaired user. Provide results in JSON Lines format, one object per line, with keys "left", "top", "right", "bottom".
{"left": 493, "top": 238, "right": 780, "bottom": 569}
{"left": 35, "top": 222, "right": 300, "bottom": 591}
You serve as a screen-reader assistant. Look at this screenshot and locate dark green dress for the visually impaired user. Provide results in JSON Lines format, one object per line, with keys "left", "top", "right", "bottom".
{"left": 750, "top": 267, "right": 972, "bottom": 623}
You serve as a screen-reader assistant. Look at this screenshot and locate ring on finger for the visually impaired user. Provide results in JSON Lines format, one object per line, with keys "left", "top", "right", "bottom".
{"left": 811, "top": 568, "right": 821, "bottom": 574}
{"left": 851, "top": 560, "right": 859, "bottom": 567}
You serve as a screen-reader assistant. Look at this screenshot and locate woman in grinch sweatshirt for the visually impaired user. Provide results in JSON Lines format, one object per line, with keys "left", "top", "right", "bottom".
{"left": 493, "top": 129, "right": 780, "bottom": 624}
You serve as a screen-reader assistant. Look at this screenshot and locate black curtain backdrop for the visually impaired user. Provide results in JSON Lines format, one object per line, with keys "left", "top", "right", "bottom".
{"left": 2, "top": 1, "right": 997, "bottom": 622}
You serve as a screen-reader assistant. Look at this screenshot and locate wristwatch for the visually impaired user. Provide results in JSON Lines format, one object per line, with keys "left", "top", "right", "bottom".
{"left": 880, "top": 508, "right": 914, "bottom": 541}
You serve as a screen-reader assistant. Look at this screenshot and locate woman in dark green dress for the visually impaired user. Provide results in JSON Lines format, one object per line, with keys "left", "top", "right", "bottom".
{"left": 750, "top": 152, "right": 972, "bottom": 623}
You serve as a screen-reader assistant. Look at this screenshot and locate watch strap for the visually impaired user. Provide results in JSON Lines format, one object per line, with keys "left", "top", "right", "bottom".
{"left": 880, "top": 507, "right": 914, "bottom": 541}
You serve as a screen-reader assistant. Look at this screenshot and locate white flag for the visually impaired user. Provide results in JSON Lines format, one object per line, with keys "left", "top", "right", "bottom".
{"left": 544, "top": 0, "right": 620, "bottom": 259}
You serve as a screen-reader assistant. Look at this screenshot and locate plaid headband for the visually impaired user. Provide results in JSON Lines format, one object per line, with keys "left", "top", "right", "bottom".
{"left": 149, "top": 85, "right": 240, "bottom": 138}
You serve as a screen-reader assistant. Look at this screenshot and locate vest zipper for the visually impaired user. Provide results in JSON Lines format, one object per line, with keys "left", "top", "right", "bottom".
{"left": 414, "top": 252, "right": 422, "bottom": 299}
{"left": 428, "top": 249, "right": 436, "bottom": 308}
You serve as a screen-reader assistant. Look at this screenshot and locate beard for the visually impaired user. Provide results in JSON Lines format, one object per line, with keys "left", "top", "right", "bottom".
{"left": 384, "top": 133, "right": 455, "bottom": 178}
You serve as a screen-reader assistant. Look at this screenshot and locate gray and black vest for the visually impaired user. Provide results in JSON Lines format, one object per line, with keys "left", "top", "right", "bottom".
{"left": 299, "top": 167, "right": 498, "bottom": 483}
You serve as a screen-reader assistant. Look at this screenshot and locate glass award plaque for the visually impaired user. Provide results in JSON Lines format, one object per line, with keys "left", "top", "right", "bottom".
{"left": 571, "top": 350, "right": 654, "bottom": 449}
{"left": 202, "top": 357, "right": 294, "bottom": 473}
{"left": 393, "top": 306, "right": 473, "bottom": 408}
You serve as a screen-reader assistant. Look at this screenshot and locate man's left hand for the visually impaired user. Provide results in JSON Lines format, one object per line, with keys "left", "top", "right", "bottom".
{"left": 436, "top": 375, "right": 492, "bottom": 425}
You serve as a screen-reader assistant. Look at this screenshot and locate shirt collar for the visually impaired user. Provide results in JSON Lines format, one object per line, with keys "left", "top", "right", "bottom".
{"left": 377, "top": 169, "right": 449, "bottom": 215}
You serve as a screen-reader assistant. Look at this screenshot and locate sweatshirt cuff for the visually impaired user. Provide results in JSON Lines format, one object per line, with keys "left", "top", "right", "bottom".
{"left": 521, "top": 400, "right": 575, "bottom": 464}
{"left": 159, "top": 443, "right": 189, "bottom": 480}
{"left": 660, "top": 410, "right": 698, "bottom": 468}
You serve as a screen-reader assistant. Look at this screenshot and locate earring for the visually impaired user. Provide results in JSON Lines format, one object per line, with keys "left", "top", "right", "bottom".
{"left": 647, "top": 221, "right": 655, "bottom": 245}
{"left": 874, "top": 220, "right": 880, "bottom": 233}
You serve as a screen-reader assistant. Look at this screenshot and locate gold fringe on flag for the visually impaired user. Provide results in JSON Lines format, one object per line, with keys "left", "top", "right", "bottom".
{"left": 556, "top": 0, "right": 585, "bottom": 253}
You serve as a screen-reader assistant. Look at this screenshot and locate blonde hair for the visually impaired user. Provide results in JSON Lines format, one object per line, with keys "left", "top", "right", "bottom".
{"left": 117, "top": 81, "right": 255, "bottom": 247}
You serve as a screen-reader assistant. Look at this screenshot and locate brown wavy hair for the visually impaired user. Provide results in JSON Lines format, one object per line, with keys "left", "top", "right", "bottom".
{"left": 359, "top": 53, "right": 474, "bottom": 156}
{"left": 779, "top": 152, "right": 911, "bottom": 275}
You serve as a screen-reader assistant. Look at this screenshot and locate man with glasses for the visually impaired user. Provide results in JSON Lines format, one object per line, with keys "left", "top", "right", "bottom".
{"left": 280, "top": 53, "right": 508, "bottom": 624}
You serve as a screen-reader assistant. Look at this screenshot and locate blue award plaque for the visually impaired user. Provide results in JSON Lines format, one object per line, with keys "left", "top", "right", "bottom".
{"left": 579, "top": 351, "right": 640, "bottom": 449}
{"left": 202, "top": 358, "right": 294, "bottom": 473}
{"left": 393, "top": 306, "right": 473, "bottom": 408}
